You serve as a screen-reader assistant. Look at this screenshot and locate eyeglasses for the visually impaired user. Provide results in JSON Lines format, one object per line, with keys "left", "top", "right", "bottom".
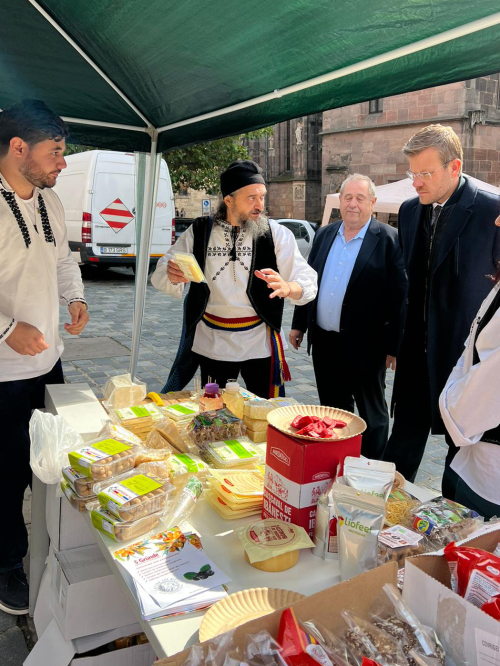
{"left": 406, "top": 161, "right": 451, "bottom": 181}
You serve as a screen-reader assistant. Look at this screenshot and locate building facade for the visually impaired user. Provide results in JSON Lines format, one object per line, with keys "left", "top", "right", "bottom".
{"left": 322, "top": 75, "right": 500, "bottom": 219}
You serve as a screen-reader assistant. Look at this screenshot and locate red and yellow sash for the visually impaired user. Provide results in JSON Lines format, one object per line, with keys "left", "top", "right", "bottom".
{"left": 202, "top": 313, "right": 291, "bottom": 397}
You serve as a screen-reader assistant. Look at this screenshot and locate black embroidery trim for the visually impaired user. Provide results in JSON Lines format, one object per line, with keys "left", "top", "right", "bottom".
{"left": 0, "top": 318, "right": 15, "bottom": 341}
{"left": 37, "top": 193, "right": 56, "bottom": 246}
{"left": 0, "top": 188, "right": 31, "bottom": 248}
{"left": 207, "top": 227, "right": 252, "bottom": 282}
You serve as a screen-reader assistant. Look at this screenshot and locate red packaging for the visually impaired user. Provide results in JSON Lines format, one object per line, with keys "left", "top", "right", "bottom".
{"left": 481, "top": 596, "right": 500, "bottom": 620}
{"left": 444, "top": 543, "right": 500, "bottom": 609}
{"left": 278, "top": 607, "right": 330, "bottom": 665}
{"left": 362, "top": 660, "right": 383, "bottom": 666}
{"left": 263, "top": 426, "right": 361, "bottom": 537}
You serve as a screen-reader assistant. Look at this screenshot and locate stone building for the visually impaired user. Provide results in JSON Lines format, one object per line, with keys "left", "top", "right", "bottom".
{"left": 174, "top": 186, "right": 219, "bottom": 220}
{"left": 322, "top": 75, "right": 500, "bottom": 219}
{"left": 243, "top": 114, "right": 323, "bottom": 222}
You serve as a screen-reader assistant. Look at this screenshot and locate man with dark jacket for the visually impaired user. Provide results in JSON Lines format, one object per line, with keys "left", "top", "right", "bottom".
{"left": 290, "top": 174, "right": 407, "bottom": 459}
{"left": 382, "top": 124, "right": 500, "bottom": 496}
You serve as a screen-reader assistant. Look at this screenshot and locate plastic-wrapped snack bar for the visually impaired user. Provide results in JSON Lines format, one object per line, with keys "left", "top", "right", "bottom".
{"left": 410, "top": 496, "right": 483, "bottom": 545}
{"left": 187, "top": 408, "right": 246, "bottom": 445}
{"left": 68, "top": 438, "right": 142, "bottom": 480}
{"left": 94, "top": 470, "right": 172, "bottom": 521}
{"left": 173, "top": 252, "right": 206, "bottom": 283}
{"left": 91, "top": 507, "right": 162, "bottom": 542}
{"left": 201, "top": 436, "right": 260, "bottom": 468}
{"left": 161, "top": 401, "right": 199, "bottom": 422}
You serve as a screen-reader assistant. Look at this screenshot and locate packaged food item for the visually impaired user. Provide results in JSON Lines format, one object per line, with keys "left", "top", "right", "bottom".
{"left": 169, "top": 451, "right": 209, "bottom": 479}
{"left": 223, "top": 380, "right": 245, "bottom": 420}
{"left": 173, "top": 251, "right": 206, "bottom": 283}
{"left": 135, "top": 447, "right": 171, "bottom": 465}
{"left": 62, "top": 465, "right": 97, "bottom": 497}
{"left": 237, "top": 518, "right": 314, "bottom": 572}
{"left": 206, "top": 491, "right": 262, "bottom": 520}
{"left": 444, "top": 542, "right": 500, "bottom": 608}
{"left": 200, "top": 383, "right": 225, "bottom": 412}
{"left": 377, "top": 525, "right": 429, "bottom": 567}
{"left": 481, "top": 596, "right": 500, "bottom": 621}
{"left": 162, "top": 401, "right": 200, "bottom": 421}
{"left": 343, "top": 457, "right": 395, "bottom": 502}
{"left": 60, "top": 479, "right": 98, "bottom": 512}
{"left": 163, "top": 476, "right": 203, "bottom": 528}
{"left": 243, "top": 416, "right": 268, "bottom": 432}
{"left": 151, "top": 417, "right": 196, "bottom": 454}
{"left": 301, "top": 620, "right": 359, "bottom": 666}
{"left": 341, "top": 610, "right": 409, "bottom": 666}
{"left": 110, "top": 403, "right": 164, "bottom": 439}
{"left": 278, "top": 608, "right": 338, "bottom": 666}
{"left": 95, "top": 471, "right": 171, "bottom": 521}
{"left": 244, "top": 399, "right": 275, "bottom": 420}
{"left": 246, "top": 428, "right": 267, "bottom": 444}
{"left": 97, "top": 421, "right": 143, "bottom": 447}
{"left": 136, "top": 461, "right": 171, "bottom": 480}
{"left": 68, "top": 438, "right": 141, "bottom": 480}
{"left": 385, "top": 488, "right": 420, "bottom": 527}
{"left": 269, "top": 397, "right": 299, "bottom": 408}
{"left": 143, "top": 429, "right": 173, "bottom": 453}
{"left": 208, "top": 468, "right": 265, "bottom": 498}
{"left": 103, "top": 374, "right": 146, "bottom": 410}
{"left": 410, "top": 497, "right": 483, "bottom": 545}
{"left": 201, "top": 436, "right": 261, "bottom": 468}
{"left": 91, "top": 507, "right": 161, "bottom": 542}
{"left": 187, "top": 408, "right": 246, "bottom": 444}
{"left": 313, "top": 482, "right": 338, "bottom": 560}
{"left": 332, "top": 484, "right": 385, "bottom": 581}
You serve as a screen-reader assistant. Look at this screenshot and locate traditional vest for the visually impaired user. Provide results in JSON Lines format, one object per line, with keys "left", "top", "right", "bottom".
{"left": 472, "top": 286, "right": 500, "bottom": 446}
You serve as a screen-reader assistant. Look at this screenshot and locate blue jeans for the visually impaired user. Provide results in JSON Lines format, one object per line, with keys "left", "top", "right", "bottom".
{"left": 0, "top": 359, "right": 64, "bottom": 572}
{"left": 455, "top": 477, "right": 500, "bottom": 521}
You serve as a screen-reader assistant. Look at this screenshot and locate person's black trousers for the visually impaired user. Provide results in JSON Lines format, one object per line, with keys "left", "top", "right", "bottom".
{"left": 382, "top": 348, "right": 459, "bottom": 499}
{"left": 0, "top": 359, "right": 64, "bottom": 572}
{"left": 311, "top": 326, "right": 389, "bottom": 460}
{"left": 454, "top": 477, "right": 500, "bottom": 520}
{"left": 194, "top": 354, "right": 273, "bottom": 399}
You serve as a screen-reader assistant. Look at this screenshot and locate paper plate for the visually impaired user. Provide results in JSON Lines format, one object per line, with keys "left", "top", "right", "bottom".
{"left": 393, "top": 471, "right": 406, "bottom": 489}
{"left": 199, "top": 587, "right": 305, "bottom": 642}
{"left": 267, "top": 405, "right": 366, "bottom": 442}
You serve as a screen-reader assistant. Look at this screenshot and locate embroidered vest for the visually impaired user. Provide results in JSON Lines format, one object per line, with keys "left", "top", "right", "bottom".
{"left": 472, "top": 287, "right": 500, "bottom": 445}
{"left": 184, "top": 216, "right": 284, "bottom": 335}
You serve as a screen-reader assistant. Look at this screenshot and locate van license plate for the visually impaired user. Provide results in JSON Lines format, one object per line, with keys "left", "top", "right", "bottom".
{"left": 101, "top": 247, "right": 127, "bottom": 254}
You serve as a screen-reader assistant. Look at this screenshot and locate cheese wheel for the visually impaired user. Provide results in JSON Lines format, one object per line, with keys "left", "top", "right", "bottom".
{"left": 244, "top": 549, "right": 299, "bottom": 572}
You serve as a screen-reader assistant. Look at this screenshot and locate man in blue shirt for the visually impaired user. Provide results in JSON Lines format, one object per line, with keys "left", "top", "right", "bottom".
{"left": 290, "top": 174, "right": 407, "bottom": 459}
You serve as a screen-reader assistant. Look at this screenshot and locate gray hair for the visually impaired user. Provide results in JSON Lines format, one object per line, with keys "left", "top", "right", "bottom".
{"left": 340, "top": 173, "right": 376, "bottom": 199}
{"left": 403, "top": 124, "right": 463, "bottom": 175}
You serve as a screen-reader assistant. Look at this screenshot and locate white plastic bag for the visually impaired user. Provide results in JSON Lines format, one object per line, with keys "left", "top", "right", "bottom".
{"left": 29, "top": 410, "right": 84, "bottom": 484}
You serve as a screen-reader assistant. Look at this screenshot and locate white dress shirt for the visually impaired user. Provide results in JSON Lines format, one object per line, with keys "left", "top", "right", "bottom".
{"left": 151, "top": 219, "right": 318, "bottom": 362}
{"left": 439, "top": 282, "right": 500, "bottom": 505}
{"left": 0, "top": 174, "right": 85, "bottom": 381}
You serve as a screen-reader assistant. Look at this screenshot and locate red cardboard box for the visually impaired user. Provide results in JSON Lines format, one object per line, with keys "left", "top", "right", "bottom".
{"left": 262, "top": 425, "right": 361, "bottom": 537}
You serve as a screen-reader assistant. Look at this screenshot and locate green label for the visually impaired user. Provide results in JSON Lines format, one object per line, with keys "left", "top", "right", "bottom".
{"left": 169, "top": 404, "right": 195, "bottom": 415}
{"left": 94, "top": 438, "right": 131, "bottom": 455}
{"left": 173, "top": 453, "right": 200, "bottom": 473}
{"left": 120, "top": 474, "right": 161, "bottom": 495}
{"left": 224, "top": 439, "right": 254, "bottom": 459}
{"left": 131, "top": 406, "right": 149, "bottom": 418}
{"left": 185, "top": 476, "right": 203, "bottom": 499}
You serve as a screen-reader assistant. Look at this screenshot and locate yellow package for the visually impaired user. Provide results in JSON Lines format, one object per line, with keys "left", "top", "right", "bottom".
{"left": 206, "top": 491, "right": 261, "bottom": 520}
{"left": 207, "top": 481, "right": 262, "bottom": 508}
{"left": 237, "top": 518, "right": 315, "bottom": 568}
{"left": 243, "top": 416, "right": 268, "bottom": 432}
{"left": 244, "top": 399, "right": 275, "bottom": 420}
{"left": 246, "top": 428, "right": 267, "bottom": 444}
{"left": 173, "top": 252, "right": 206, "bottom": 283}
{"left": 208, "top": 468, "right": 264, "bottom": 497}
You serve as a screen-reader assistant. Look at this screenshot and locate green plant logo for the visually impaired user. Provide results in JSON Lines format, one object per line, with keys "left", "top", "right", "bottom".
{"left": 184, "top": 564, "right": 215, "bottom": 581}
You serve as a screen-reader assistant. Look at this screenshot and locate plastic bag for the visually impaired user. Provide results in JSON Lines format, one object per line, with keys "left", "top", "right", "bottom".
{"left": 341, "top": 610, "right": 410, "bottom": 666}
{"left": 97, "top": 420, "right": 143, "bottom": 447}
{"left": 444, "top": 542, "right": 500, "bottom": 608}
{"left": 153, "top": 417, "right": 198, "bottom": 454}
{"left": 144, "top": 428, "right": 174, "bottom": 452}
{"left": 103, "top": 373, "right": 146, "bottom": 410}
{"left": 29, "top": 409, "right": 84, "bottom": 484}
{"left": 301, "top": 620, "right": 361, "bottom": 666}
{"left": 178, "top": 629, "right": 282, "bottom": 665}
{"left": 409, "top": 497, "right": 483, "bottom": 546}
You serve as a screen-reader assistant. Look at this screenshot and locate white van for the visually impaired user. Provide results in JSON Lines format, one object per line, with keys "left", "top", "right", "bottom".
{"left": 54, "top": 150, "right": 175, "bottom": 270}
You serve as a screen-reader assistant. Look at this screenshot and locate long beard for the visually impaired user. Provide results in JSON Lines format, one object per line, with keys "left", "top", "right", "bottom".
{"left": 238, "top": 213, "right": 269, "bottom": 240}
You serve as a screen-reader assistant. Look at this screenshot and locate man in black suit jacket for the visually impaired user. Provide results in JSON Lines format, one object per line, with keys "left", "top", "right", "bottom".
{"left": 290, "top": 174, "right": 407, "bottom": 459}
{"left": 382, "top": 124, "right": 500, "bottom": 497}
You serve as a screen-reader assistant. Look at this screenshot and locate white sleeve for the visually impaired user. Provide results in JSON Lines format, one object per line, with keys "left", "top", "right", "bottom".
{"left": 439, "top": 311, "right": 500, "bottom": 446}
{"left": 150, "top": 224, "right": 194, "bottom": 298}
{"left": 53, "top": 196, "right": 86, "bottom": 306}
{"left": 0, "top": 314, "right": 16, "bottom": 345}
{"left": 270, "top": 221, "right": 318, "bottom": 306}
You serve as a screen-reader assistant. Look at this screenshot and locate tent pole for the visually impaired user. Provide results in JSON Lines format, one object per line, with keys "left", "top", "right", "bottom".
{"left": 130, "top": 133, "right": 161, "bottom": 381}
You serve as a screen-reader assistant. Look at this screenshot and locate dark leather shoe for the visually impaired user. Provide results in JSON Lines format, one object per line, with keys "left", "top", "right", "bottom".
{"left": 0, "top": 568, "right": 29, "bottom": 615}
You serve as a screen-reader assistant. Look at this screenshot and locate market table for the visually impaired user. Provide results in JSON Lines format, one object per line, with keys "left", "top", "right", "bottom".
{"left": 86, "top": 477, "right": 435, "bottom": 659}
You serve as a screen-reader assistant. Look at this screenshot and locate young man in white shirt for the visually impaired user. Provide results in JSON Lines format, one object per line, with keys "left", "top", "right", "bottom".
{"left": 0, "top": 99, "right": 89, "bottom": 614}
{"left": 152, "top": 160, "right": 317, "bottom": 397}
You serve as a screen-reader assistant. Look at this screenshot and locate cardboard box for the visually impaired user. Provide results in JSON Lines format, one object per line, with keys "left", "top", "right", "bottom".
{"left": 46, "top": 482, "right": 97, "bottom": 551}
{"left": 45, "top": 383, "right": 108, "bottom": 443}
{"left": 262, "top": 425, "right": 361, "bottom": 537}
{"left": 404, "top": 526, "right": 500, "bottom": 666}
{"left": 52, "top": 544, "right": 137, "bottom": 640}
{"left": 25, "top": 618, "right": 155, "bottom": 666}
{"left": 157, "top": 561, "right": 398, "bottom": 665}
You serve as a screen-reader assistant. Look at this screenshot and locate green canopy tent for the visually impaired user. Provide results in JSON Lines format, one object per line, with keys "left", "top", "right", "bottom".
{"left": 2, "top": 0, "right": 500, "bottom": 378}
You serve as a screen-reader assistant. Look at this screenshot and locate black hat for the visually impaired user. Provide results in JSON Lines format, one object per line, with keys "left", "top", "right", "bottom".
{"left": 220, "top": 160, "right": 265, "bottom": 197}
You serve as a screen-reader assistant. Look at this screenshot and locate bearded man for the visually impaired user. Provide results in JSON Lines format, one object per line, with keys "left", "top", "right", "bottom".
{"left": 152, "top": 160, "right": 317, "bottom": 397}
{"left": 0, "top": 99, "right": 88, "bottom": 613}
